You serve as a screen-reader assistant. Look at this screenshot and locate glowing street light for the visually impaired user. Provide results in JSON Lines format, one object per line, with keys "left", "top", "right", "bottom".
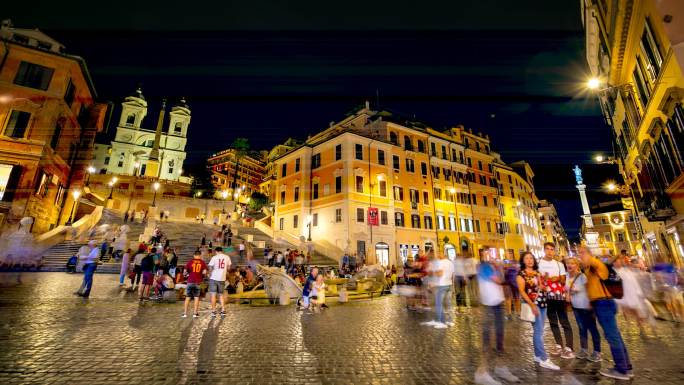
{"left": 67, "top": 189, "right": 81, "bottom": 225}
{"left": 595, "top": 155, "right": 604, "bottom": 162}
{"left": 152, "top": 181, "right": 160, "bottom": 207}
{"left": 85, "top": 165, "right": 96, "bottom": 186}
{"left": 107, "top": 177, "right": 118, "bottom": 199}
{"left": 221, "top": 190, "right": 228, "bottom": 213}
{"left": 587, "top": 77, "right": 601, "bottom": 90}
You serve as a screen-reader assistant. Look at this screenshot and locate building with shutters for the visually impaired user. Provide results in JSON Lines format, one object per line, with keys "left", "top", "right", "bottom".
{"left": 581, "top": 0, "right": 684, "bottom": 264}
{"left": 0, "top": 20, "right": 108, "bottom": 233}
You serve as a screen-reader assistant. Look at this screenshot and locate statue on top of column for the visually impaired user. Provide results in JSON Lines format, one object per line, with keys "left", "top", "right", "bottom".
{"left": 573, "top": 165, "right": 583, "bottom": 185}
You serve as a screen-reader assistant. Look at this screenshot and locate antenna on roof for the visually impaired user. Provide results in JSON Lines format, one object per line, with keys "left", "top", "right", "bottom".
{"left": 375, "top": 88, "right": 380, "bottom": 110}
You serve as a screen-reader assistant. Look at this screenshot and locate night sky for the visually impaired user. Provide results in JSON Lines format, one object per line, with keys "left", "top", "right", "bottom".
{"left": 3, "top": 0, "right": 619, "bottom": 238}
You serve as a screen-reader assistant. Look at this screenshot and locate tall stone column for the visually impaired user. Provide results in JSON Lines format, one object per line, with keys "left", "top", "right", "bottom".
{"left": 145, "top": 100, "right": 166, "bottom": 179}
{"left": 574, "top": 165, "right": 600, "bottom": 254}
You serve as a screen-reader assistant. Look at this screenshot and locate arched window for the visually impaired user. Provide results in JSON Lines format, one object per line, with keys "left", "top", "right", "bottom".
{"left": 403, "top": 136, "right": 413, "bottom": 151}
{"left": 126, "top": 114, "right": 135, "bottom": 125}
{"left": 417, "top": 140, "right": 425, "bottom": 153}
{"left": 174, "top": 122, "right": 182, "bottom": 133}
{"left": 389, "top": 131, "right": 398, "bottom": 145}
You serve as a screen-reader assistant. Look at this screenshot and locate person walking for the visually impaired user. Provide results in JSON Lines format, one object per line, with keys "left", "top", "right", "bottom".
{"left": 239, "top": 241, "right": 246, "bottom": 259}
{"left": 428, "top": 253, "right": 455, "bottom": 329}
{"left": 474, "top": 247, "right": 520, "bottom": 385}
{"left": 75, "top": 240, "right": 99, "bottom": 298}
{"left": 123, "top": 210, "right": 129, "bottom": 223}
{"left": 207, "top": 246, "right": 231, "bottom": 317}
{"left": 565, "top": 257, "right": 601, "bottom": 362}
{"left": 183, "top": 250, "right": 208, "bottom": 318}
{"left": 579, "top": 247, "right": 633, "bottom": 380}
{"left": 119, "top": 248, "right": 132, "bottom": 287}
{"left": 539, "top": 242, "right": 574, "bottom": 359}
{"left": 516, "top": 251, "right": 559, "bottom": 371}
{"left": 131, "top": 249, "right": 145, "bottom": 289}
{"left": 138, "top": 248, "right": 155, "bottom": 302}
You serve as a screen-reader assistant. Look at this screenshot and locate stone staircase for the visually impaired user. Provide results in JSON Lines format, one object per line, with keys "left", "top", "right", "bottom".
{"left": 40, "top": 208, "right": 146, "bottom": 273}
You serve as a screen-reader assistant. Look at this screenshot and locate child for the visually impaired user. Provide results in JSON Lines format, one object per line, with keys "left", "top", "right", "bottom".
{"left": 310, "top": 274, "right": 326, "bottom": 311}
{"left": 566, "top": 257, "right": 601, "bottom": 362}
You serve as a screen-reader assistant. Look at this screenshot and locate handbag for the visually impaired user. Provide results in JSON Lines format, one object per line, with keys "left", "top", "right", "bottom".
{"left": 520, "top": 302, "right": 536, "bottom": 322}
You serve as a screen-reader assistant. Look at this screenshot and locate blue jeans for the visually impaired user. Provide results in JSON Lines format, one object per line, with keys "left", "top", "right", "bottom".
{"left": 573, "top": 307, "right": 601, "bottom": 352}
{"left": 593, "top": 299, "right": 631, "bottom": 374}
{"left": 533, "top": 306, "right": 548, "bottom": 360}
{"left": 482, "top": 304, "right": 504, "bottom": 356}
{"left": 434, "top": 285, "right": 453, "bottom": 323}
{"left": 80, "top": 263, "right": 97, "bottom": 297}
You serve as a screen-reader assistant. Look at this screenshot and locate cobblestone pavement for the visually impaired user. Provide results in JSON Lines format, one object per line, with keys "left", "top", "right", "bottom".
{"left": 0, "top": 273, "right": 683, "bottom": 385}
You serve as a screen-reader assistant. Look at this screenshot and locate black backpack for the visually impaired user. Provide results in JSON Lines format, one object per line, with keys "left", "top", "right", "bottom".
{"left": 601, "top": 263, "right": 624, "bottom": 299}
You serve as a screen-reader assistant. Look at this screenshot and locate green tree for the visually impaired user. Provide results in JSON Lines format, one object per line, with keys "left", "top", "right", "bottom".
{"left": 248, "top": 191, "right": 269, "bottom": 212}
{"left": 230, "top": 137, "right": 250, "bottom": 193}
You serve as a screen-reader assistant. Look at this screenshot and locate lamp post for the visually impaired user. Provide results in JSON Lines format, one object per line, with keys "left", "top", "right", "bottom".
{"left": 233, "top": 188, "right": 241, "bottom": 212}
{"left": 152, "top": 181, "right": 160, "bottom": 207}
{"left": 221, "top": 190, "right": 228, "bottom": 213}
{"left": 66, "top": 189, "right": 81, "bottom": 225}
{"left": 107, "top": 177, "right": 118, "bottom": 200}
{"left": 306, "top": 214, "right": 313, "bottom": 242}
{"left": 85, "top": 166, "right": 95, "bottom": 186}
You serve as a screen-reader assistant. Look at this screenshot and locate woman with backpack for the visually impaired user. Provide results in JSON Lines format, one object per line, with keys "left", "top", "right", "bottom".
{"left": 579, "top": 246, "right": 633, "bottom": 381}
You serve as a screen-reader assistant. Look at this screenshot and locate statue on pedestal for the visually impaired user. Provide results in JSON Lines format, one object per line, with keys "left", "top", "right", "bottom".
{"left": 573, "top": 165, "right": 583, "bottom": 185}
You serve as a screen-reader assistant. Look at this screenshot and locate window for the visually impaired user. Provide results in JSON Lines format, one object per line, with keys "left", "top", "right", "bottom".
{"left": 441, "top": 145, "right": 447, "bottom": 159}
{"left": 404, "top": 136, "right": 413, "bottom": 151}
{"left": 390, "top": 131, "right": 398, "bottom": 145}
{"left": 50, "top": 121, "right": 62, "bottom": 149}
{"left": 311, "top": 154, "right": 321, "bottom": 169}
{"left": 476, "top": 142, "right": 481, "bottom": 152}
{"left": 356, "top": 208, "right": 364, "bottom": 222}
{"left": 355, "top": 144, "right": 363, "bottom": 160}
{"left": 417, "top": 140, "right": 425, "bottom": 153}
{"left": 467, "top": 157, "right": 472, "bottom": 167}
{"left": 640, "top": 18, "right": 663, "bottom": 79}
{"left": 312, "top": 183, "right": 319, "bottom": 199}
{"left": 293, "top": 215, "right": 299, "bottom": 228}
{"left": 14, "top": 61, "right": 54, "bottom": 90}
{"left": 423, "top": 191, "right": 429, "bottom": 204}
{"left": 126, "top": 114, "right": 135, "bottom": 125}
{"left": 486, "top": 221, "right": 492, "bottom": 233}
{"left": 449, "top": 216, "right": 456, "bottom": 231}
{"left": 335, "top": 208, "right": 342, "bottom": 222}
{"left": 294, "top": 187, "right": 299, "bottom": 202}
{"left": 380, "top": 211, "right": 388, "bottom": 225}
{"left": 355, "top": 176, "right": 364, "bottom": 193}
{"left": 117, "top": 160, "right": 124, "bottom": 167}
{"left": 483, "top": 196, "right": 488, "bottom": 206}
{"left": 409, "top": 189, "right": 419, "bottom": 203}
{"left": 451, "top": 148, "right": 457, "bottom": 162}
{"left": 104, "top": 157, "right": 110, "bottom": 165}
{"left": 4, "top": 111, "right": 31, "bottom": 138}
{"left": 617, "top": 232, "right": 625, "bottom": 242}
{"left": 437, "top": 215, "right": 445, "bottom": 230}
{"left": 475, "top": 219, "right": 481, "bottom": 232}
{"left": 377, "top": 149, "right": 385, "bottom": 165}
{"left": 392, "top": 155, "right": 400, "bottom": 170}
{"left": 395, "top": 212, "right": 405, "bottom": 227}
{"left": 478, "top": 160, "right": 483, "bottom": 171}
{"left": 174, "top": 122, "right": 182, "bottom": 133}
{"left": 472, "top": 194, "right": 477, "bottom": 205}
{"left": 64, "top": 80, "right": 76, "bottom": 107}
{"left": 604, "top": 232, "right": 612, "bottom": 242}
{"left": 335, "top": 144, "right": 342, "bottom": 160}
{"left": 393, "top": 186, "right": 403, "bottom": 201}
{"left": 35, "top": 171, "right": 50, "bottom": 197}
{"left": 379, "top": 180, "right": 387, "bottom": 197}
{"left": 405, "top": 158, "right": 415, "bottom": 173}
{"left": 424, "top": 215, "right": 433, "bottom": 229}
{"left": 433, "top": 187, "right": 441, "bottom": 200}
{"left": 430, "top": 142, "right": 437, "bottom": 156}
{"left": 411, "top": 214, "right": 421, "bottom": 228}
{"left": 633, "top": 61, "right": 651, "bottom": 107}
{"left": 279, "top": 218, "right": 285, "bottom": 230}
{"left": 420, "top": 162, "right": 427, "bottom": 176}
{"left": 335, "top": 176, "right": 342, "bottom": 193}
{"left": 281, "top": 163, "right": 287, "bottom": 177}
{"left": 313, "top": 213, "right": 318, "bottom": 227}
{"left": 295, "top": 158, "right": 300, "bottom": 172}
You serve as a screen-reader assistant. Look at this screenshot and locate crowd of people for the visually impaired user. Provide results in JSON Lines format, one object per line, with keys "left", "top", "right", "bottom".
{"left": 396, "top": 241, "right": 683, "bottom": 384}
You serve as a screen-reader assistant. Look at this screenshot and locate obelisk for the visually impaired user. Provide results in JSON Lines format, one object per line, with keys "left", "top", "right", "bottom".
{"left": 144, "top": 99, "right": 166, "bottom": 178}
{"left": 573, "top": 165, "right": 600, "bottom": 254}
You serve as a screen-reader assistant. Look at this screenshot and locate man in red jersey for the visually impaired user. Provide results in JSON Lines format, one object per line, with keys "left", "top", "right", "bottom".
{"left": 182, "top": 250, "right": 207, "bottom": 318}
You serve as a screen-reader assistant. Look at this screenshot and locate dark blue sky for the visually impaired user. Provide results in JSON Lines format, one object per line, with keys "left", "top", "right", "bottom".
{"left": 3, "top": 0, "right": 618, "bottom": 238}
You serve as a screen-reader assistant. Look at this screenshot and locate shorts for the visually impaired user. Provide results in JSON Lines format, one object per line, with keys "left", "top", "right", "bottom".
{"left": 142, "top": 271, "right": 154, "bottom": 285}
{"left": 186, "top": 283, "right": 201, "bottom": 299}
{"left": 208, "top": 279, "right": 225, "bottom": 294}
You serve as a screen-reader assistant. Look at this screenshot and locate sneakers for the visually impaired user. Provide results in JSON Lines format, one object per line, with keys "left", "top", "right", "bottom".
{"left": 210, "top": 311, "right": 216, "bottom": 318}
{"left": 420, "top": 320, "right": 438, "bottom": 326}
{"left": 575, "top": 349, "right": 589, "bottom": 360}
{"left": 538, "top": 359, "right": 560, "bottom": 371}
{"left": 220, "top": 310, "right": 226, "bottom": 318}
{"left": 181, "top": 314, "right": 187, "bottom": 318}
{"left": 193, "top": 313, "right": 199, "bottom": 318}
{"left": 549, "top": 344, "right": 562, "bottom": 356}
{"left": 445, "top": 321, "right": 455, "bottom": 327}
{"left": 560, "top": 347, "right": 575, "bottom": 359}
{"left": 433, "top": 322, "right": 448, "bottom": 329}
{"left": 494, "top": 366, "right": 520, "bottom": 383}
{"left": 474, "top": 371, "right": 502, "bottom": 385}
{"left": 587, "top": 351, "right": 602, "bottom": 362}
{"left": 599, "top": 368, "right": 630, "bottom": 380}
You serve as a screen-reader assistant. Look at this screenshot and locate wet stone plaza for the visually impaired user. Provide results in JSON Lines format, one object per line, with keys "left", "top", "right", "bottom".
{"left": 0, "top": 273, "right": 683, "bottom": 385}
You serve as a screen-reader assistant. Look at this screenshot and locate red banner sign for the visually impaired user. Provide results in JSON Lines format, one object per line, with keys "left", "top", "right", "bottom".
{"left": 368, "top": 207, "right": 379, "bottom": 226}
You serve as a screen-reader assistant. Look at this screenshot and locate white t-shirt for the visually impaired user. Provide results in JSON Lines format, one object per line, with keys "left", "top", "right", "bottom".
{"left": 538, "top": 258, "right": 566, "bottom": 279}
{"left": 478, "top": 263, "right": 505, "bottom": 306}
{"left": 208, "top": 252, "right": 231, "bottom": 281}
{"left": 431, "top": 259, "right": 455, "bottom": 286}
